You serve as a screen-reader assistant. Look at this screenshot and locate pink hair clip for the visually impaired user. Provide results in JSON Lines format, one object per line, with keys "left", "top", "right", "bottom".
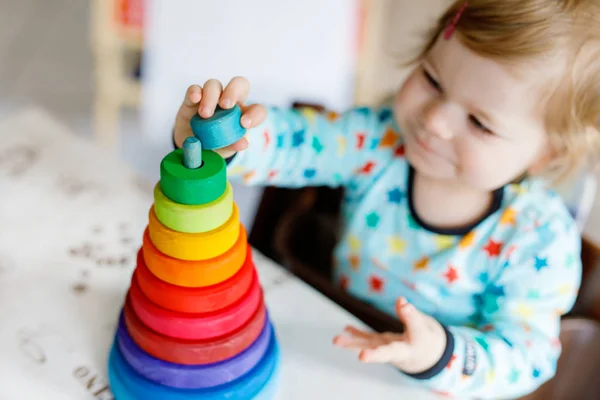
{"left": 444, "top": 2, "right": 468, "bottom": 40}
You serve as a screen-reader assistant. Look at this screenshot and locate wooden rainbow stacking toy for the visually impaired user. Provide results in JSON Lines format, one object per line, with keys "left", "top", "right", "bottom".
{"left": 107, "top": 105, "right": 280, "bottom": 399}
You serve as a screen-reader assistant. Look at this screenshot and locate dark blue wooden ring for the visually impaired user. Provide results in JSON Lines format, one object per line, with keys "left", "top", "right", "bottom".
{"left": 190, "top": 105, "right": 246, "bottom": 150}
{"left": 117, "top": 311, "right": 272, "bottom": 388}
{"left": 107, "top": 330, "right": 280, "bottom": 400}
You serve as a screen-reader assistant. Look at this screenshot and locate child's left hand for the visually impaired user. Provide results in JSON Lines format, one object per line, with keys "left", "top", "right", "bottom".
{"left": 333, "top": 297, "right": 448, "bottom": 374}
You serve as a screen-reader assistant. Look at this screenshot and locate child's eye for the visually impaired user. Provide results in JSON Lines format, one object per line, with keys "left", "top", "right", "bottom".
{"left": 469, "top": 115, "right": 494, "bottom": 135}
{"left": 423, "top": 69, "right": 442, "bottom": 92}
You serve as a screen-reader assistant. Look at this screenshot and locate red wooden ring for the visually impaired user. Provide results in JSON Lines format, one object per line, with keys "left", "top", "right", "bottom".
{"left": 135, "top": 248, "right": 255, "bottom": 314}
{"left": 129, "top": 272, "right": 262, "bottom": 340}
{"left": 123, "top": 298, "right": 267, "bottom": 365}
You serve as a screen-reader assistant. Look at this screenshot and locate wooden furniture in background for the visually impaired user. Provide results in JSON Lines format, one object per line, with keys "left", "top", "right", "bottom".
{"left": 90, "top": 0, "right": 144, "bottom": 148}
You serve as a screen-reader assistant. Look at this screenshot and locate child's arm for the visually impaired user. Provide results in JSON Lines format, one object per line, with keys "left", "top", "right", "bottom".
{"left": 226, "top": 105, "right": 399, "bottom": 188}
{"left": 173, "top": 79, "right": 401, "bottom": 188}
{"left": 403, "top": 215, "right": 582, "bottom": 398}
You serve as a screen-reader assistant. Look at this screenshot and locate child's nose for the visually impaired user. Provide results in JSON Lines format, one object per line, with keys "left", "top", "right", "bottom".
{"left": 422, "top": 100, "right": 456, "bottom": 141}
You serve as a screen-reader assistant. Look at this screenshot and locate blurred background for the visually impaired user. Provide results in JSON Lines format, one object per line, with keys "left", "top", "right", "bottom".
{"left": 0, "top": 0, "right": 448, "bottom": 230}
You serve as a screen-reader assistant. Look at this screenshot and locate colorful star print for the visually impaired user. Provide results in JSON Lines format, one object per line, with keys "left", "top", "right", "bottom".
{"left": 460, "top": 232, "right": 476, "bottom": 249}
{"left": 534, "top": 256, "right": 548, "bottom": 272}
{"left": 339, "top": 275, "right": 350, "bottom": 291}
{"left": 532, "top": 367, "right": 541, "bottom": 379}
{"left": 369, "top": 138, "right": 380, "bottom": 150}
{"left": 299, "top": 107, "right": 317, "bottom": 123}
{"left": 514, "top": 303, "right": 534, "bottom": 319}
{"left": 276, "top": 134, "right": 285, "bottom": 148}
{"left": 349, "top": 255, "right": 360, "bottom": 271}
{"left": 292, "top": 130, "right": 305, "bottom": 147}
{"left": 326, "top": 111, "right": 339, "bottom": 121}
{"left": 500, "top": 208, "right": 517, "bottom": 225}
{"left": 436, "top": 235, "right": 455, "bottom": 251}
{"left": 483, "top": 239, "right": 502, "bottom": 257}
{"left": 303, "top": 169, "right": 316, "bottom": 179}
{"left": 475, "top": 336, "right": 490, "bottom": 352}
{"left": 393, "top": 144, "right": 405, "bottom": 157}
{"left": 379, "top": 128, "right": 400, "bottom": 148}
{"left": 365, "top": 212, "right": 380, "bottom": 228}
{"left": 356, "top": 132, "right": 366, "bottom": 150}
{"left": 312, "top": 137, "right": 323, "bottom": 154}
{"left": 336, "top": 136, "right": 346, "bottom": 156}
{"left": 413, "top": 257, "right": 429, "bottom": 271}
{"left": 378, "top": 108, "right": 392, "bottom": 122}
{"left": 263, "top": 130, "right": 271, "bottom": 150}
{"left": 357, "top": 161, "right": 375, "bottom": 174}
{"left": 447, "top": 354, "right": 458, "bottom": 369}
{"left": 387, "top": 236, "right": 406, "bottom": 255}
{"left": 267, "top": 170, "right": 278, "bottom": 180}
{"left": 443, "top": 265, "right": 459, "bottom": 284}
{"left": 536, "top": 222, "right": 555, "bottom": 242}
{"left": 387, "top": 188, "right": 404, "bottom": 204}
{"left": 369, "top": 275, "right": 385, "bottom": 293}
{"left": 508, "top": 369, "right": 520, "bottom": 383}
{"left": 348, "top": 234, "right": 361, "bottom": 252}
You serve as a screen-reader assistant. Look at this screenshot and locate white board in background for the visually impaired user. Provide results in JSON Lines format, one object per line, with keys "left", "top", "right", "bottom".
{"left": 140, "top": 0, "right": 360, "bottom": 230}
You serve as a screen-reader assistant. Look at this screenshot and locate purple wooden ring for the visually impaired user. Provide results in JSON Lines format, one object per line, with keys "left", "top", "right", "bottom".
{"left": 116, "top": 312, "right": 272, "bottom": 389}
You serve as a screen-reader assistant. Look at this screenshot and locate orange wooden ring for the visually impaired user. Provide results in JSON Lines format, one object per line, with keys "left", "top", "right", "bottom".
{"left": 123, "top": 297, "right": 267, "bottom": 365}
{"left": 147, "top": 203, "right": 240, "bottom": 261}
{"left": 135, "top": 248, "right": 256, "bottom": 314}
{"left": 142, "top": 224, "right": 247, "bottom": 288}
{"left": 129, "top": 273, "right": 262, "bottom": 340}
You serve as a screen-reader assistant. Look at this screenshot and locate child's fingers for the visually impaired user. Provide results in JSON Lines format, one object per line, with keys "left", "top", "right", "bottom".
{"left": 177, "top": 85, "right": 203, "bottom": 122}
{"left": 359, "top": 341, "right": 411, "bottom": 364}
{"left": 240, "top": 104, "right": 268, "bottom": 129}
{"left": 332, "top": 334, "right": 371, "bottom": 349}
{"left": 198, "top": 79, "right": 223, "bottom": 118}
{"left": 220, "top": 76, "right": 250, "bottom": 109}
{"left": 343, "top": 325, "right": 373, "bottom": 340}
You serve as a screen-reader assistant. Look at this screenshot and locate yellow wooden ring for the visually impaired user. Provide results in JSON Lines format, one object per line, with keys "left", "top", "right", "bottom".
{"left": 148, "top": 203, "right": 240, "bottom": 261}
{"left": 153, "top": 182, "right": 233, "bottom": 233}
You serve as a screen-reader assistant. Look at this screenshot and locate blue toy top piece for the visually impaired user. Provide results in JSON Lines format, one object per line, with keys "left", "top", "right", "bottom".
{"left": 182, "top": 137, "right": 202, "bottom": 169}
{"left": 190, "top": 105, "right": 247, "bottom": 150}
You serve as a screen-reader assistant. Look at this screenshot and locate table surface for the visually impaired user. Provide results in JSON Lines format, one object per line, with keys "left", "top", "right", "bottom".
{"left": 0, "top": 108, "right": 439, "bottom": 399}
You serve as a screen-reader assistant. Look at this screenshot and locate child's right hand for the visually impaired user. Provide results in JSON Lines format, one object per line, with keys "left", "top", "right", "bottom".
{"left": 173, "top": 77, "right": 267, "bottom": 158}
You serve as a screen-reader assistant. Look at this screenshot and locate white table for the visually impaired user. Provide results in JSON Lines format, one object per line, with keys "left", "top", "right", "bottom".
{"left": 0, "top": 108, "right": 439, "bottom": 399}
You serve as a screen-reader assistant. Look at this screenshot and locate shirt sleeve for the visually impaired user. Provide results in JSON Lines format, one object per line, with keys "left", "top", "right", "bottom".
{"left": 401, "top": 212, "right": 582, "bottom": 399}
{"left": 225, "top": 105, "right": 403, "bottom": 188}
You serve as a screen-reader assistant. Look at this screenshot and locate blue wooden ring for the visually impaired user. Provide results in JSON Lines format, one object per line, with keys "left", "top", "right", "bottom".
{"left": 117, "top": 311, "right": 273, "bottom": 389}
{"left": 190, "top": 105, "right": 246, "bottom": 150}
{"left": 107, "top": 330, "right": 280, "bottom": 400}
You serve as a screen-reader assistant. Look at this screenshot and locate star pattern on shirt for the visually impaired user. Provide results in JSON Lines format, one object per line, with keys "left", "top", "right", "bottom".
{"left": 508, "top": 368, "right": 520, "bottom": 383}
{"left": 500, "top": 208, "right": 517, "bottom": 225}
{"left": 369, "top": 275, "right": 385, "bottom": 293}
{"left": 336, "top": 136, "right": 346, "bottom": 156}
{"left": 532, "top": 366, "right": 541, "bottom": 379}
{"left": 483, "top": 239, "right": 503, "bottom": 257}
{"left": 267, "top": 170, "right": 278, "bottom": 180}
{"left": 263, "top": 130, "right": 271, "bottom": 150}
{"left": 357, "top": 161, "right": 376, "bottom": 175}
{"left": 413, "top": 257, "right": 429, "bottom": 271}
{"left": 387, "top": 188, "right": 405, "bottom": 204}
{"left": 379, "top": 128, "right": 400, "bottom": 148}
{"left": 534, "top": 256, "right": 548, "bottom": 272}
{"left": 348, "top": 234, "right": 361, "bottom": 252}
{"left": 387, "top": 236, "right": 406, "bottom": 255}
{"left": 356, "top": 132, "right": 366, "bottom": 150}
{"left": 312, "top": 136, "right": 324, "bottom": 154}
{"left": 565, "top": 253, "right": 576, "bottom": 268}
{"left": 443, "top": 265, "right": 459, "bottom": 284}
{"left": 365, "top": 212, "right": 380, "bottom": 228}
{"left": 276, "top": 134, "right": 285, "bottom": 148}
{"left": 447, "top": 354, "right": 457, "bottom": 369}
{"left": 460, "top": 231, "right": 476, "bottom": 249}
{"left": 339, "top": 274, "right": 350, "bottom": 291}
{"left": 303, "top": 169, "right": 316, "bottom": 179}
{"left": 292, "top": 130, "right": 305, "bottom": 147}
{"left": 393, "top": 144, "right": 405, "bottom": 157}
{"left": 349, "top": 255, "right": 360, "bottom": 271}
{"left": 436, "top": 235, "right": 455, "bottom": 251}
{"left": 514, "top": 303, "right": 534, "bottom": 319}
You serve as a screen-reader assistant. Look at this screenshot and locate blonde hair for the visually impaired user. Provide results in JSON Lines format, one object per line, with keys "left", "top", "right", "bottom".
{"left": 410, "top": 0, "right": 600, "bottom": 180}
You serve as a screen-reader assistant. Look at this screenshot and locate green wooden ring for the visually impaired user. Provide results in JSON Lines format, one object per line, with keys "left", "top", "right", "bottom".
{"left": 160, "top": 149, "right": 226, "bottom": 205}
{"left": 153, "top": 181, "right": 234, "bottom": 233}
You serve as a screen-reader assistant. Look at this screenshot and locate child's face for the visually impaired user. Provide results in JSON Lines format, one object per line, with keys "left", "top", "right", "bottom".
{"left": 394, "top": 34, "right": 550, "bottom": 191}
